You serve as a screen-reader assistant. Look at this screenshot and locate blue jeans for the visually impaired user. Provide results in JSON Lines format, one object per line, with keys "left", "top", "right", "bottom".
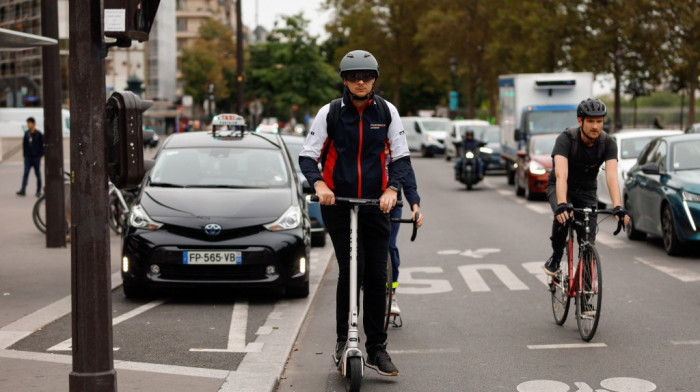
{"left": 21, "top": 157, "right": 42, "bottom": 193}
{"left": 388, "top": 206, "right": 402, "bottom": 290}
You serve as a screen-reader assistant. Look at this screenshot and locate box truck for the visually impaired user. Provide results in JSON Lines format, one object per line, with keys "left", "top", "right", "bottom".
{"left": 498, "top": 72, "right": 593, "bottom": 184}
{"left": 0, "top": 107, "right": 71, "bottom": 138}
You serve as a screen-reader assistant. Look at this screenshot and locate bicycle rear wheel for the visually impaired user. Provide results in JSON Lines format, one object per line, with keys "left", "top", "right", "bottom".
{"left": 383, "top": 258, "right": 393, "bottom": 332}
{"left": 576, "top": 246, "right": 602, "bottom": 341}
{"left": 551, "top": 245, "right": 571, "bottom": 325}
{"left": 32, "top": 195, "right": 47, "bottom": 234}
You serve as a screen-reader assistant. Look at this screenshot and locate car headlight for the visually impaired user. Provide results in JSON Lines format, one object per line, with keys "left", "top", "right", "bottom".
{"left": 465, "top": 151, "right": 475, "bottom": 159}
{"left": 479, "top": 147, "right": 493, "bottom": 154}
{"left": 427, "top": 135, "right": 434, "bottom": 141}
{"left": 529, "top": 160, "right": 547, "bottom": 176}
{"left": 128, "top": 204, "right": 163, "bottom": 230}
{"left": 264, "top": 205, "right": 302, "bottom": 231}
{"left": 682, "top": 190, "right": 700, "bottom": 203}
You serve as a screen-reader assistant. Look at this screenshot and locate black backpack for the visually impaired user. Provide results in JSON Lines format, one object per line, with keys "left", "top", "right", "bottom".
{"left": 567, "top": 126, "right": 608, "bottom": 164}
{"left": 325, "top": 95, "right": 392, "bottom": 141}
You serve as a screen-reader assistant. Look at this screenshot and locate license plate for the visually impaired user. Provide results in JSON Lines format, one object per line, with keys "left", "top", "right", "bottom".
{"left": 183, "top": 251, "right": 242, "bottom": 265}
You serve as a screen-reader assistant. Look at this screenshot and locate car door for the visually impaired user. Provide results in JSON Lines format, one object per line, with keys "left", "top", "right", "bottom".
{"left": 626, "top": 140, "right": 658, "bottom": 233}
{"left": 645, "top": 140, "right": 668, "bottom": 235}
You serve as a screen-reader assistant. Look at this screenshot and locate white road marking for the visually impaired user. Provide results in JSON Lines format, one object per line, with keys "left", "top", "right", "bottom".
{"left": 595, "top": 232, "right": 632, "bottom": 249}
{"left": 48, "top": 299, "right": 167, "bottom": 351}
{"left": 600, "top": 377, "right": 657, "bottom": 392}
{"left": 522, "top": 261, "right": 550, "bottom": 287}
{"left": 525, "top": 203, "right": 551, "bottom": 215}
{"left": 635, "top": 256, "right": 700, "bottom": 282}
{"left": 671, "top": 340, "right": 700, "bottom": 345}
{"left": 397, "top": 267, "right": 453, "bottom": 295}
{"left": 497, "top": 189, "right": 511, "bottom": 197}
{"left": 190, "top": 297, "right": 263, "bottom": 353}
{"left": 527, "top": 343, "right": 607, "bottom": 349}
{"left": 458, "top": 264, "right": 529, "bottom": 292}
{"left": 437, "top": 249, "right": 462, "bottom": 255}
{"left": 387, "top": 348, "right": 460, "bottom": 355}
{"left": 459, "top": 248, "right": 501, "bottom": 258}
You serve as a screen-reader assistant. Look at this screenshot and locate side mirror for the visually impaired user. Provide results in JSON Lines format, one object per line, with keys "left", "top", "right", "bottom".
{"left": 641, "top": 162, "right": 660, "bottom": 175}
{"left": 144, "top": 159, "right": 155, "bottom": 173}
{"left": 514, "top": 129, "right": 523, "bottom": 141}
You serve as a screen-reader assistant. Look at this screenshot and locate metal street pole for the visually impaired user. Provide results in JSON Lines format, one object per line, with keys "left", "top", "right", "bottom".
{"left": 42, "top": 0, "right": 66, "bottom": 248}
{"left": 69, "top": 0, "right": 116, "bottom": 390}
{"left": 236, "top": 0, "right": 244, "bottom": 114}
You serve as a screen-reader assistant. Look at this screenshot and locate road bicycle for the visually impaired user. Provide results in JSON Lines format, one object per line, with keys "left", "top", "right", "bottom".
{"left": 549, "top": 205, "right": 623, "bottom": 341}
{"left": 383, "top": 212, "right": 420, "bottom": 330}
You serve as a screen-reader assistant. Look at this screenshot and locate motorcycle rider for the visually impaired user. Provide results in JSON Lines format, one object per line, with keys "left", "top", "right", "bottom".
{"left": 454, "top": 130, "right": 484, "bottom": 180}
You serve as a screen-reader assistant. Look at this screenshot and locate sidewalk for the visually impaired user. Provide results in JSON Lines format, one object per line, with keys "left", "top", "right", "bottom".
{"left": 0, "top": 154, "right": 331, "bottom": 391}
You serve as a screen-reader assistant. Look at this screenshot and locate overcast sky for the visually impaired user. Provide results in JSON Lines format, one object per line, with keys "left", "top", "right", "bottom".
{"left": 242, "top": 0, "right": 330, "bottom": 39}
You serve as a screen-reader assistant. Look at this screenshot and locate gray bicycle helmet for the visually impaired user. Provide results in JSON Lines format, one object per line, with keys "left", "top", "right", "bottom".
{"left": 577, "top": 98, "right": 607, "bottom": 118}
{"left": 338, "top": 50, "right": 379, "bottom": 78}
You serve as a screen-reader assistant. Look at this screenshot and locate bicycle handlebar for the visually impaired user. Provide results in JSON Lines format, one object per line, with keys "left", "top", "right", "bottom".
{"left": 308, "top": 195, "right": 419, "bottom": 241}
{"left": 567, "top": 205, "right": 625, "bottom": 236}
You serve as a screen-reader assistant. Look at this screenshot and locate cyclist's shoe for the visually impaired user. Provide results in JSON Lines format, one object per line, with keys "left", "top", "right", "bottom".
{"left": 16, "top": 190, "right": 25, "bottom": 196}
{"left": 543, "top": 254, "right": 562, "bottom": 277}
{"left": 390, "top": 297, "right": 400, "bottom": 315}
{"left": 332, "top": 338, "right": 346, "bottom": 367}
{"left": 35, "top": 191, "right": 42, "bottom": 197}
{"left": 366, "top": 346, "right": 398, "bottom": 376}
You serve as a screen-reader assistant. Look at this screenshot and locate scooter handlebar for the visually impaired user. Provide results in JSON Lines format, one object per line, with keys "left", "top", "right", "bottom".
{"left": 308, "top": 195, "right": 403, "bottom": 208}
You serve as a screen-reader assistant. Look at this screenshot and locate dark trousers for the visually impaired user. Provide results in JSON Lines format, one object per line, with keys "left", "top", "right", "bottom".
{"left": 546, "top": 184, "right": 598, "bottom": 256}
{"left": 322, "top": 204, "right": 390, "bottom": 353}
{"left": 388, "top": 206, "right": 402, "bottom": 289}
{"left": 21, "top": 157, "right": 42, "bottom": 193}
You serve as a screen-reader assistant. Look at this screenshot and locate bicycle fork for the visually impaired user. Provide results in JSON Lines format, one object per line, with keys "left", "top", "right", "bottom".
{"left": 341, "top": 206, "right": 364, "bottom": 377}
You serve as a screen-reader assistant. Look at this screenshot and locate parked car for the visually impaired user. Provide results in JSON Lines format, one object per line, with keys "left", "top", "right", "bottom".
{"left": 686, "top": 123, "right": 700, "bottom": 134}
{"left": 514, "top": 133, "right": 558, "bottom": 200}
{"left": 445, "top": 119, "right": 490, "bottom": 161}
{"left": 596, "top": 129, "right": 682, "bottom": 208}
{"left": 624, "top": 133, "right": 700, "bottom": 255}
{"left": 121, "top": 116, "right": 311, "bottom": 298}
{"left": 281, "top": 134, "right": 327, "bottom": 247}
{"left": 476, "top": 125, "right": 504, "bottom": 171}
{"left": 401, "top": 116, "right": 449, "bottom": 157}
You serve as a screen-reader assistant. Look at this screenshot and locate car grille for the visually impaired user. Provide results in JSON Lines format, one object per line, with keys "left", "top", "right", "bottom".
{"left": 158, "top": 264, "right": 268, "bottom": 281}
{"left": 164, "top": 224, "right": 264, "bottom": 241}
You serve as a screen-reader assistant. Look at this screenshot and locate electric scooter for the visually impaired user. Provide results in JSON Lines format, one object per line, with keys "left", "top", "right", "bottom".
{"left": 309, "top": 195, "right": 418, "bottom": 392}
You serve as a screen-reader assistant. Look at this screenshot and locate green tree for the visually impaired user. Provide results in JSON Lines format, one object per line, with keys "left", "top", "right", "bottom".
{"left": 665, "top": 0, "right": 700, "bottom": 126}
{"left": 247, "top": 14, "right": 338, "bottom": 122}
{"left": 181, "top": 19, "right": 238, "bottom": 114}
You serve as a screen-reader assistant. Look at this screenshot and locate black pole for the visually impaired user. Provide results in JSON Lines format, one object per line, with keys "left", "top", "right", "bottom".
{"left": 69, "top": 0, "right": 116, "bottom": 390}
{"left": 236, "top": 0, "right": 244, "bottom": 114}
{"left": 42, "top": 0, "right": 66, "bottom": 248}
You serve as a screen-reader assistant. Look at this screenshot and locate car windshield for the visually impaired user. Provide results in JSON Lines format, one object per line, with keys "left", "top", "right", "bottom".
{"left": 479, "top": 127, "right": 500, "bottom": 143}
{"left": 149, "top": 147, "right": 290, "bottom": 188}
{"left": 671, "top": 140, "right": 700, "bottom": 171}
{"left": 524, "top": 110, "right": 577, "bottom": 135}
{"left": 620, "top": 137, "right": 656, "bottom": 160}
{"left": 421, "top": 120, "right": 449, "bottom": 132}
{"left": 531, "top": 137, "right": 557, "bottom": 156}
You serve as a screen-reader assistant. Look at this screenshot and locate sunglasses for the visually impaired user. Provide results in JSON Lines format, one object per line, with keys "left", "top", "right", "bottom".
{"left": 344, "top": 71, "right": 376, "bottom": 83}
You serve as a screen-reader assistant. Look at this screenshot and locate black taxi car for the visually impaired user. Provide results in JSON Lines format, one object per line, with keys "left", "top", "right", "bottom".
{"left": 121, "top": 114, "right": 311, "bottom": 298}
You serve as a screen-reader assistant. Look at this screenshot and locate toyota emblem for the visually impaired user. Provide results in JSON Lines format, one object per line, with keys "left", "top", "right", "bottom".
{"left": 204, "top": 223, "right": 222, "bottom": 236}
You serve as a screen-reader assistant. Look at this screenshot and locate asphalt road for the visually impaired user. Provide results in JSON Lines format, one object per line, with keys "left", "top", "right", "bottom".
{"left": 277, "top": 155, "right": 700, "bottom": 392}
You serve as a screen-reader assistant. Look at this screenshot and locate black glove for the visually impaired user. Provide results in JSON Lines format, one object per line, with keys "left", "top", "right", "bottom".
{"left": 554, "top": 203, "right": 570, "bottom": 216}
{"left": 613, "top": 206, "right": 629, "bottom": 220}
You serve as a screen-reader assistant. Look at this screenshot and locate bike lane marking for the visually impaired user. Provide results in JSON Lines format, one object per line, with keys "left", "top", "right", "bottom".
{"left": 527, "top": 343, "right": 607, "bottom": 350}
{"left": 634, "top": 256, "right": 700, "bottom": 282}
{"left": 190, "top": 296, "right": 263, "bottom": 353}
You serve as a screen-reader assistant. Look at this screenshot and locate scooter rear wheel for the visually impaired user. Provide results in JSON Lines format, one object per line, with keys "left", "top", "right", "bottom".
{"left": 345, "top": 357, "right": 362, "bottom": 392}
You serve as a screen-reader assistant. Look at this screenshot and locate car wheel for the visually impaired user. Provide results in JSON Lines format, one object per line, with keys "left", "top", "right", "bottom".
{"left": 524, "top": 183, "right": 536, "bottom": 201}
{"left": 515, "top": 175, "right": 525, "bottom": 197}
{"left": 286, "top": 280, "right": 309, "bottom": 298}
{"left": 625, "top": 197, "right": 646, "bottom": 241}
{"left": 662, "top": 204, "right": 683, "bottom": 256}
{"left": 123, "top": 280, "right": 149, "bottom": 299}
{"left": 312, "top": 230, "right": 327, "bottom": 247}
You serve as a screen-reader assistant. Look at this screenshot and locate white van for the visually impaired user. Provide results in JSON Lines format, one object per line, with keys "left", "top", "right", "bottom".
{"left": 445, "top": 119, "right": 491, "bottom": 160}
{"left": 0, "top": 107, "right": 71, "bottom": 138}
{"left": 400, "top": 116, "right": 449, "bottom": 157}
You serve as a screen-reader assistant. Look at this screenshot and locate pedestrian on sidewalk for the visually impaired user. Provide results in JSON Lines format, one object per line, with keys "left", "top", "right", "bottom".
{"left": 17, "top": 117, "right": 44, "bottom": 197}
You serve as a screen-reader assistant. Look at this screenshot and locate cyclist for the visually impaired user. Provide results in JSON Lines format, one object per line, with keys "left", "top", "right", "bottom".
{"left": 385, "top": 146, "right": 423, "bottom": 316}
{"left": 299, "top": 49, "right": 412, "bottom": 377}
{"left": 543, "top": 98, "right": 630, "bottom": 277}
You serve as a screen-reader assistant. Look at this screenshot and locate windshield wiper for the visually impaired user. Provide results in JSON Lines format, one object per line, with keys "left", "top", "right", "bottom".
{"left": 149, "top": 182, "right": 186, "bottom": 188}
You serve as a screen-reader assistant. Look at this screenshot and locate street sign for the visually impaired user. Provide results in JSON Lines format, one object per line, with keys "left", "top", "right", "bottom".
{"left": 450, "top": 90, "right": 458, "bottom": 111}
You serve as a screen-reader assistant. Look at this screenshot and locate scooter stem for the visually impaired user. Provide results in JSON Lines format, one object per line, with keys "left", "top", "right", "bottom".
{"left": 347, "top": 206, "right": 360, "bottom": 349}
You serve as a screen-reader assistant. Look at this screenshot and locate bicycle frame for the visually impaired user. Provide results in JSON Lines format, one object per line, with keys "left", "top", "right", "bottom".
{"left": 562, "top": 210, "right": 598, "bottom": 299}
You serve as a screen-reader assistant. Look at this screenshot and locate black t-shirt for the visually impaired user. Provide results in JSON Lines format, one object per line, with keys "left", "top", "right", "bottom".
{"left": 547, "top": 128, "right": 617, "bottom": 190}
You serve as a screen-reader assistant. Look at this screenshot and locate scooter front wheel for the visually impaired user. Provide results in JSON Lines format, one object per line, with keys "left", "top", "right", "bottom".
{"left": 345, "top": 356, "right": 362, "bottom": 392}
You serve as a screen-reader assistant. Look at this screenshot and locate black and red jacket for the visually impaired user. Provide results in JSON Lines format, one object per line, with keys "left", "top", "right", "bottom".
{"left": 299, "top": 91, "right": 411, "bottom": 199}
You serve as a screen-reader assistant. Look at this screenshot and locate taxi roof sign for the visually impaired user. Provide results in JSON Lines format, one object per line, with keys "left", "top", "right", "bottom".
{"left": 212, "top": 113, "right": 246, "bottom": 126}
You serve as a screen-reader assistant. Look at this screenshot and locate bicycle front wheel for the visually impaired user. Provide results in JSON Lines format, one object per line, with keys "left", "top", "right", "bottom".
{"left": 32, "top": 195, "right": 47, "bottom": 234}
{"left": 576, "top": 246, "right": 603, "bottom": 341}
{"left": 551, "top": 251, "right": 571, "bottom": 325}
{"left": 383, "top": 258, "right": 393, "bottom": 332}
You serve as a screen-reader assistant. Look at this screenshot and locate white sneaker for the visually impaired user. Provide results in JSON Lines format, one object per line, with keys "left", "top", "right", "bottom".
{"left": 390, "top": 297, "right": 400, "bottom": 315}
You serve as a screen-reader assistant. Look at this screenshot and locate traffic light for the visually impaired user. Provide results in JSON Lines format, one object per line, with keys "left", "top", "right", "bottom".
{"left": 104, "top": 0, "right": 160, "bottom": 42}
{"left": 105, "top": 91, "right": 153, "bottom": 189}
